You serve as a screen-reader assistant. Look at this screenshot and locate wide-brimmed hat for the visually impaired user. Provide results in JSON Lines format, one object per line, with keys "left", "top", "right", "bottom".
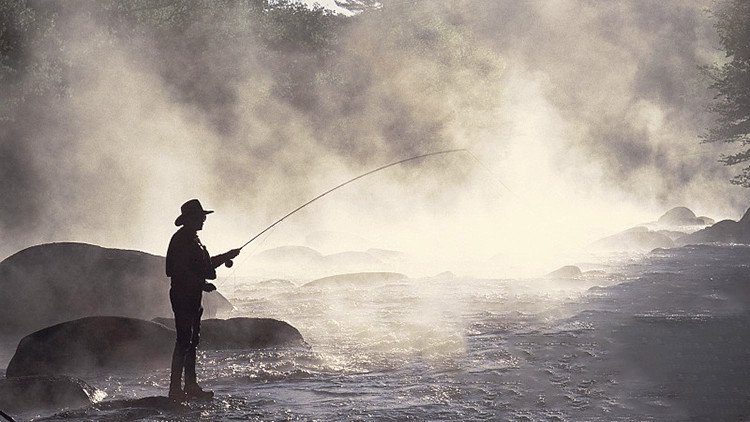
{"left": 175, "top": 199, "right": 214, "bottom": 226}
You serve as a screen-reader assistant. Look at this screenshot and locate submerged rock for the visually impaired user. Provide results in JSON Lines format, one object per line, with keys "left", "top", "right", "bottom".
{"left": 7, "top": 315, "right": 307, "bottom": 377}
{"left": 255, "top": 279, "right": 296, "bottom": 288}
{"left": 6, "top": 316, "right": 174, "bottom": 377}
{"left": 546, "top": 265, "right": 582, "bottom": 278}
{"left": 591, "top": 226, "right": 674, "bottom": 252}
{"left": 0, "top": 242, "right": 233, "bottom": 337}
{"left": 0, "top": 375, "right": 98, "bottom": 416}
{"left": 303, "top": 272, "right": 407, "bottom": 288}
{"left": 153, "top": 317, "right": 307, "bottom": 349}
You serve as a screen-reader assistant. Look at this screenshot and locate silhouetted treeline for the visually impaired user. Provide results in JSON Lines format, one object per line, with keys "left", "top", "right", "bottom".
{"left": 704, "top": 0, "right": 750, "bottom": 186}
{"left": 0, "top": 0, "right": 501, "bottom": 244}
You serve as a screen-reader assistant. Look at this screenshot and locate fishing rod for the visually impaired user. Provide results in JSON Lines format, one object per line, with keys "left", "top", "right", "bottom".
{"left": 225, "top": 148, "right": 466, "bottom": 267}
{"left": 0, "top": 410, "right": 16, "bottom": 422}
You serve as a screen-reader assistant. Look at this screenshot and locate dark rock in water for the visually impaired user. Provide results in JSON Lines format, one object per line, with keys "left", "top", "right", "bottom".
{"left": 546, "top": 265, "right": 582, "bottom": 278}
{"left": 47, "top": 396, "right": 188, "bottom": 421}
{"left": 152, "top": 317, "right": 307, "bottom": 349}
{"left": 0, "top": 242, "right": 233, "bottom": 337}
{"left": 0, "top": 375, "right": 97, "bottom": 415}
{"left": 6, "top": 315, "right": 306, "bottom": 377}
{"left": 303, "top": 272, "right": 407, "bottom": 288}
{"left": 677, "top": 208, "right": 750, "bottom": 245}
{"left": 590, "top": 226, "right": 674, "bottom": 252}
{"left": 657, "top": 206, "right": 707, "bottom": 226}
{"left": 6, "top": 316, "right": 174, "bottom": 377}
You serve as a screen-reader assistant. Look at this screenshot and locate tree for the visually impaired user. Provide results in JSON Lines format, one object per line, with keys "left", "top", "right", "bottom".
{"left": 705, "top": 0, "right": 750, "bottom": 186}
{"left": 334, "top": 0, "right": 381, "bottom": 14}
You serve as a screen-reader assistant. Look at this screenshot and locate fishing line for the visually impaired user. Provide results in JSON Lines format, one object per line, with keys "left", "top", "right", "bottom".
{"left": 216, "top": 147, "right": 523, "bottom": 280}
{"left": 462, "top": 149, "right": 520, "bottom": 200}
{"left": 237, "top": 148, "right": 467, "bottom": 251}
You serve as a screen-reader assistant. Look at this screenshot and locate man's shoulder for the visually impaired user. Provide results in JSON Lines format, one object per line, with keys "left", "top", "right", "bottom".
{"left": 168, "top": 228, "right": 195, "bottom": 249}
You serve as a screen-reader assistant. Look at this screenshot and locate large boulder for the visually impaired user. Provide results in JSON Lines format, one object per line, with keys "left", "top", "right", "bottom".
{"left": 0, "top": 375, "right": 98, "bottom": 416}
{"left": 153, "top": 317, "right": 307, "bottom": 349}
{"left": 7, "top": 316, "right": 307, "bottom": 377}
{"left": 677, "top": 208, "right": 750, "bottom": 245}
{"left": 0, "top": 242, "right": 232, "bottom": 337}
{"left": 590, "top": 226, "right": 674, "bottom": 252}
{"left": 6, "top": 316, "right": 174, "bottom": 377}
{"left": 657, "top": 207, "right": 711, "bottom": 226}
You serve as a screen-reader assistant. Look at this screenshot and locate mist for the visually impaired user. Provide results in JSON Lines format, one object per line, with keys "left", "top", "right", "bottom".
{"left": 0, "top": 0, "right": 743, "bottom": 275}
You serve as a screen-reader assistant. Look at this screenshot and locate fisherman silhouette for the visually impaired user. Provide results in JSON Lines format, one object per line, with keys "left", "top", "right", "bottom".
{"left": 166, "top": 199, "right": 240, "bottom": 401}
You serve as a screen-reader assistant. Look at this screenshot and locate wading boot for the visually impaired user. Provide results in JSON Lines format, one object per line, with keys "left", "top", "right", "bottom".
{"left": 185, "top": 383, "right": 214, "bottom": 400}
{"left": 168, "top": 387, "right": 187, "bottom": 402}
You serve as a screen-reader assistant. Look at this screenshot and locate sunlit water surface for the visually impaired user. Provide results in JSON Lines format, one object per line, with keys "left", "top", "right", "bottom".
{"left": 27, "top": 245, "right": 750, "bottom": 421}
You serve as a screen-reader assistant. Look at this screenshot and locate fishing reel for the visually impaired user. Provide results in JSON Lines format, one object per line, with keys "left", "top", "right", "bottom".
{"left": 225, "top": 259, "right": 234, "bottom": 268}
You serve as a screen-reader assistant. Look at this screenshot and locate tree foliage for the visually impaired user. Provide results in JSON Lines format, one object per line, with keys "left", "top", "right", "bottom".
{"left": 705, "top": 0, "right": 750, "bottom": 186}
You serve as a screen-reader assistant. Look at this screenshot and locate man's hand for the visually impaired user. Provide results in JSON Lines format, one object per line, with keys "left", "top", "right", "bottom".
{"left": 224, "top": 248, "right": 241, "bottom": 268}
{"left": 202, "top": 282, "right": 217, "bottom": 292}
{"left": 227, "top": 248, "right": 241, "bottom": 259}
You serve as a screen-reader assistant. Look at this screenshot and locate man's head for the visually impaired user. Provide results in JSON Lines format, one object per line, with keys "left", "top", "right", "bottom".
{"left": 175, "top": 199, "right": 213, "bottom": 231}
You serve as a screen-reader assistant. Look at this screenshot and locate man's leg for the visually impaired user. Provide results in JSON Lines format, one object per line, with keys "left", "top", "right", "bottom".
{"left": 184, "top": 306, "right": 202, "bottom": 387}
{"left": 169, "top": 295, "right": 193, "bottom": 398}
{"left": 184, "top": 305, "right": 213, "bottom": 399}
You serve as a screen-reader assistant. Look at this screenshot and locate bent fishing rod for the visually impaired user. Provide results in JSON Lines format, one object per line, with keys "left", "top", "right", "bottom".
{"left": 224, "top": 149, "right": 466, "bottom": 266}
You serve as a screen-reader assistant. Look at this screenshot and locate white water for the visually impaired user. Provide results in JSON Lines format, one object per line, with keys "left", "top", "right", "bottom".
{"left": 21, "top": 245, "right": 750, "bottom": 421}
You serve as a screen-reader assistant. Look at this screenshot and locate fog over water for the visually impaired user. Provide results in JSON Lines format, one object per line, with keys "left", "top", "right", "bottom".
{"left": 6, "top": 3, "right": 750, "bottom": 420}
{"left": 0, "top": 0, "right": 745, "bottom": 274}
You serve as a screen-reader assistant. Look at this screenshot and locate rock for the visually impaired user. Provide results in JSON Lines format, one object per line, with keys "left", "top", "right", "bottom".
{"left": 152, "top": 317, "right": 307, "bottom": 349}
{"left": 677, "top": 208, "right": 750, "bottom": 245}
{"left": 303, "top": 272, "right": 407, "bottom": 288}
{"left": 0, "top": 242, "right": 233, "bottom": 337}
{"left": 591, "top": 226, "right": 674, "bottom": 252}
{"left": 6, "top": 316, "right": 174, "bottom": 377}
{"left": 657, "top": 207, "right": 705, "bottom": 226}
{"left": 6, "top": 315, "right": 308, "bottom": 377}
{"left": 546, "top": 265, "right": 582, "bottom": 278}
{"left": 0, "top": 375, "right": 98, "bottom": 415}
{"left": 697, "top": 216, "right": 715, "bottom": 225}
{"left": 92, "top": 395, "right": 185, "bottom": 414}
{"left": 256, "top": 279, "right": 296, "bottom": 288}
{"left": 657, "top": 229, "right": 691, "bottom": 242}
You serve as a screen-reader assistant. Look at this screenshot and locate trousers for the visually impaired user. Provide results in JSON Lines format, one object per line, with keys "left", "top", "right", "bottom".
{"left": 169, "top": 286, "right": 203, "bottom": 389}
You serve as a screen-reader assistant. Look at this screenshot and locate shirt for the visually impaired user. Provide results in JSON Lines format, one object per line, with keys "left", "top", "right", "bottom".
{"left": 166, "top": 227, "right": 217, "bottom": 292}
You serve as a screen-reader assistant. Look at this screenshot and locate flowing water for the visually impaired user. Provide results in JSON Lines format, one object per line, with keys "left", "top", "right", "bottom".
{"left": 15, "top": 245, "right": 750, "bottom": 421}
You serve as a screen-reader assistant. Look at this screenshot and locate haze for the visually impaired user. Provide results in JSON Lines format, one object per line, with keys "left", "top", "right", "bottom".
{"left": 0, "top": 0, "right": 742, "bottom": 275}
